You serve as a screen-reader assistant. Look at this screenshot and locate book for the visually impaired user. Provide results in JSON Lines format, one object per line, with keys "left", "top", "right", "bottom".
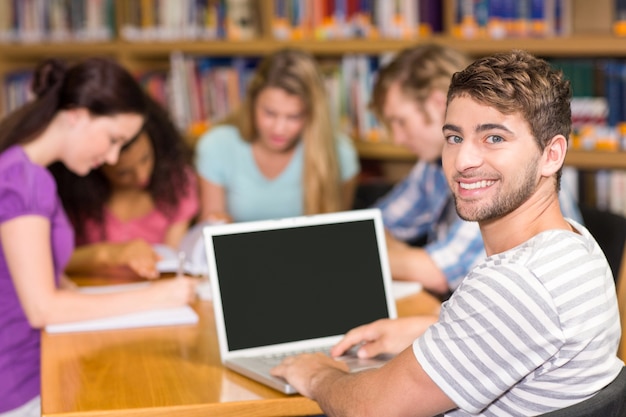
{"left": 154, "top": 221, "right": 214, "bottom": 277}
{"left": 391, "top": 280, "right": 422, "bottom": 300}
{"left": 615, "top": 0, "right": 626, "bottom": 36}
{"left": 419, "top": 0, "right": 443, "bottom": 35}
{"left": 45, "top": 282, "right": 199, "bottom": 333}
{"left": 225, "top": 0, "right": 257, "bottom": 40}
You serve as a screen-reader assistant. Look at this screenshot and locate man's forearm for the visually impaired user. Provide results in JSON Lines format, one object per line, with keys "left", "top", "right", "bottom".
{"left": 311, "top": 368, "right": 380, "bottom": 417}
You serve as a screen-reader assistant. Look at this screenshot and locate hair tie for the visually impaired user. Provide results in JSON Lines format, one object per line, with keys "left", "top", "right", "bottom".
{"left": 31, "top": 58, "right": 67, "bottom": 98}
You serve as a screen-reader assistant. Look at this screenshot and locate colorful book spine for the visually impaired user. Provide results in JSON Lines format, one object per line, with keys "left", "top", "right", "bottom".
{"left": 272, "top": 0, "right": 431, "bottom": 40}
{"left": 3, "top": 71, "right": 33, "bottom": 117}
{"left": 225, "top": 0, "right": 257, "bottom": 40}
{"left": 604, "top": 61, "right": 623, "bottom": 128}
{"left": 615, "top": 0, "right": 626, "bottom": 36}
{"left": 419, "top": 0, "right": 442, "bottom": 35}
{"left": 0, "top": 0, "right": 113, "bottom": 43}
{"left": 454, "top": 0, "right": 571, "bottom": 39}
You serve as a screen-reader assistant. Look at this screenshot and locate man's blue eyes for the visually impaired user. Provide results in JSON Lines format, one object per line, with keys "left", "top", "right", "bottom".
{"left": 486, "top": 135, "right": 504, "bottom": 144}
{"left": 446, "top": 135, "right": 504, "bottom": 144}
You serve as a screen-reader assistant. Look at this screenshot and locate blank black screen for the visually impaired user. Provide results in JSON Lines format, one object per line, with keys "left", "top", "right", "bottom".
{"left": 212, "top": 219, "right": 390, "bottom": 351}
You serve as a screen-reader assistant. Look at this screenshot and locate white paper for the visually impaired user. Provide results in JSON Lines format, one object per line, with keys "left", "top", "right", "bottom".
{"left": 391, "top": 281, "right": 423, "bottom": 300}
{"left": 154, "top": 221, "right": 214, "bottom": 276}
{"left": 44, "top": 283, "right": 199, "bottom": 333}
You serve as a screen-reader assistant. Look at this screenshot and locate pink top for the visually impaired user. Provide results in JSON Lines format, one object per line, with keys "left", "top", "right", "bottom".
{"left": 77, "top": 169, "right": 199, "bottom": 245}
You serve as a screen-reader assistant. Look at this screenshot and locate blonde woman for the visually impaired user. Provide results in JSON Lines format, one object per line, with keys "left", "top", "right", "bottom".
{"left": 195, "top": 48, "right": 360, "bottom": 223}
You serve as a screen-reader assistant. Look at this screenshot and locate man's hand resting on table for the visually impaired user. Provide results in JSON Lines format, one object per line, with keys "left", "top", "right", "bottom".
{"left": 270, "top": 352, "right": 350, "bottom": 398}
{"left": 330, "top": 316, "right": 438, "bottom": 359}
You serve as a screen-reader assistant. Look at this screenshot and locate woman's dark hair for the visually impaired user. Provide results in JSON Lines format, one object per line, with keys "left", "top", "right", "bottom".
{"left": 50, "top": 95, "right": 194, "bottom": 242}
{"left": 0, "top": 56, "right": 148, "bottom": 153}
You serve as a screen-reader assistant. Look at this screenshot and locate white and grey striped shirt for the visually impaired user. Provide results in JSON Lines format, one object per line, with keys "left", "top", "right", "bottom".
{"left": 414, "top": 220, "right": 623, "bottom": 416}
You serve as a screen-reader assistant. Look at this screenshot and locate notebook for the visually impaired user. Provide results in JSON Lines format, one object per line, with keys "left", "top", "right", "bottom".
{"left": 203, "top": 208, "right": 397, "bottom": 394}
{"left": 45, "top": 283, "right": 199, "bottom": 333}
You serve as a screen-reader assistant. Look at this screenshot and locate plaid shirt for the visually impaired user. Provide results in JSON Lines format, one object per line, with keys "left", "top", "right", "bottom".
{"left": 375, "top": 160, "right": 582, "bottom": 290}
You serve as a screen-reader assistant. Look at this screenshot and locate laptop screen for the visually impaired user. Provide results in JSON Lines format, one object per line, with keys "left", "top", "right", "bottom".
{"left": 210, "top": 216, "right": 392, "bottom": 351}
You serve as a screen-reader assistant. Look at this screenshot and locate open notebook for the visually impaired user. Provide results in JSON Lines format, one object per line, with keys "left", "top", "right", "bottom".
{"left": 154, "top": 221, "right": 212, "bottom": 276}
{"left": 45, "top": 282, "right": 198, "bottom": 333}
{"left": 204, "top": 208, "right": 397, "bottom": 394}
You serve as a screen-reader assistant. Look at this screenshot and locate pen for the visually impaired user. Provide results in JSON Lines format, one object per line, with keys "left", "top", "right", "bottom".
{"left": 177, "top": 251, "right": 186, "bottom": 278}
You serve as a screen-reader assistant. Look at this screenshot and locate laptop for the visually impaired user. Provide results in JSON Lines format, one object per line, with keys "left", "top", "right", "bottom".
{"left": 203, "top": 208, "right": 397, "bottom": 394}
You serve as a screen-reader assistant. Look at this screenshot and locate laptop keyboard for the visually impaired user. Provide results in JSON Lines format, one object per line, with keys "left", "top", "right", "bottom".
{"left": 260, "top": 346, "right": 332, "bottom": 367}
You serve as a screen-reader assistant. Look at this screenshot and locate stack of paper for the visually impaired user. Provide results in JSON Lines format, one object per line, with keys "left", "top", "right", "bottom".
{"left": 391, "top": 281, "right": 423, "bottom": 300}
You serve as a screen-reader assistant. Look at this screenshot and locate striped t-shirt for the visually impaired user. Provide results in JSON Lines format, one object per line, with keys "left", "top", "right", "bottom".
{"left": 414, "top": 220, "right": 623, "bottom": 416}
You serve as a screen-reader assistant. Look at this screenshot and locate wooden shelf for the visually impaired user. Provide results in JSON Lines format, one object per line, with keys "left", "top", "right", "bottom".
{"left": 2, "top": 34, "right": 626, "bottom": 59}
{"left": 355, "top": 141, "right": 626, "bottom": 170}
{"left": 433, "top": 35, "right": 626, "bottom": 58}
{"left": 565, "top": 149, "right": 626, "bottom": 170}
{"left": 354, "top": 141, "right": 416, "bottom": 161}
{"left": 0, "top": 42, "right": 121, "bottom": 58}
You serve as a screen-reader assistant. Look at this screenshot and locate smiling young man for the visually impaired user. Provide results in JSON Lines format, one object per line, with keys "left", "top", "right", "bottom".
{"left": 366, "top": 44, "right": 582, "bottom": 299}
{"left": 271, "top": 50, "right": 624, "bottom": 416}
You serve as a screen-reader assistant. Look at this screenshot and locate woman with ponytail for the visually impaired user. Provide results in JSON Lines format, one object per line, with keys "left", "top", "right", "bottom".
{"left": 195, "top": 48, "right": 360, "bottom": 223}
{"left": 0, "top": 57, "right": 197, "bottom": 417}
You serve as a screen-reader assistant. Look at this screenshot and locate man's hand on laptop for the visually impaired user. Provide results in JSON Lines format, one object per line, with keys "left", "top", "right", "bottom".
{"left": 330, "top": 316, "right": 438, "bottom": 359}
{"left": 270, "top": 352, "right": 349, "bottom": 398}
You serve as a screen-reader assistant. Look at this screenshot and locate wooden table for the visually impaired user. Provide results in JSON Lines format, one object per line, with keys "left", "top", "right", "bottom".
{"left": 41, "top": 278, "right": 441, "bottom": 417}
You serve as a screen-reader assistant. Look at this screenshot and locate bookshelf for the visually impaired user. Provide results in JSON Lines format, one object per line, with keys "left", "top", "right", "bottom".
{"left": 0, "top": 0, "right": 624, "bottom": 175}
{"left": 5, "top": 34, "right": 626, "bottom": 58}
{"left": 355, "top": 141, "right": 626, "bottom": 170}
{"left": 566, "top": 149, "right": 626, "bottom": 170}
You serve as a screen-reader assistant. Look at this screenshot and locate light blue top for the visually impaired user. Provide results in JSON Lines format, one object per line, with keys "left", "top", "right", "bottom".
{"left": 195, "top": 125, "right": 360, "bottom": 222}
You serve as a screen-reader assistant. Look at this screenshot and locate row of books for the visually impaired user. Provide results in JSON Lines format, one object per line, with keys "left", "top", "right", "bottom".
{"left": 0, "top": 0, "right": 115, "bottom": 43}
{"left": 161, "top": 54, "right": 626, "bottom": 150}
{"left": 571, "top": 122, "right": 626, "bottom": 152}
{"left": 5, "top": 53, "right": 626, "bottom": 152}
{"left": 335, "top": 54, "right": 385, "bottom": 140}
{"left": 2, "top": 0, "right": 624, "bottom": 43}
{"left": 1, "top": 53, "right": 379, "bottom": 139}
{"left": 119, "top": 0, "right": 260, "bottom": 41}
{"left": 272, "top": 0, "right": 442, "bottom": 40}
{"left": 165, "top": 52, "right": 258, "bottom": 135}
{"left": 575, "top": 169, "right": 626, "bottom": 217}
{"left": 550, "top": 58, "right": 626, "bottom": 120}
{"left": 451, "top": 0, "right": 572, "bottom": 39}
{"left": 2, "top": 71, "right": 32, "bottom": 114}
{"left": 163, "top": 52, "right": 386, "bottom": 140}
{"left": 549, "top": 58, "right": 626, "bottom": 151}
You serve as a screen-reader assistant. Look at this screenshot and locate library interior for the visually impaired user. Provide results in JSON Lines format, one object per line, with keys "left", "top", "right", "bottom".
{"left": 0, "top": 1, "right": 626, "bottom": 416}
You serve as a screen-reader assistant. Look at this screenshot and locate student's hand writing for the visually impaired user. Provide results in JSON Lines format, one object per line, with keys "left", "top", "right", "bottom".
{"left": 113, "top": 239, "right": 160, "bottom": 279}
{"left": 149, "top": 276, "right": 198, "bottom": 307}
{"left": 330, "top": 316, "right": 438, "bottom": 359}
{"left": 270, "top": 352, "right": 349, "bottom": 398}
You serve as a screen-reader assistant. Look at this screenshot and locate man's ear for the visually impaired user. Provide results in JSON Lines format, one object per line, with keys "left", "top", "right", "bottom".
{"left": 541, "top": 134, "right": 568, "bottom": 178}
